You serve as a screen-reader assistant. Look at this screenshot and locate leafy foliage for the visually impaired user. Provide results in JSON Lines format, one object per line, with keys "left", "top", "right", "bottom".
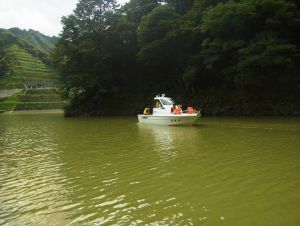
{"left": 123, "top": 0, "right": 159, "bottom": 22}
{"left": 54, "top": 0, "right": 300, "bottom": 116}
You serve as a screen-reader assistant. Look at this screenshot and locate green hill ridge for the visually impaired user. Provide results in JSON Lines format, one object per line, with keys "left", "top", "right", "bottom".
{"left": 9, "top": 27, "right": 57, "bottom": 53}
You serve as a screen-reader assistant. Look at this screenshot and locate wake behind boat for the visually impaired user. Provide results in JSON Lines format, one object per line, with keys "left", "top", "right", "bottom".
{"left": 137, "top": 94, "right": 201, "bottom": 126}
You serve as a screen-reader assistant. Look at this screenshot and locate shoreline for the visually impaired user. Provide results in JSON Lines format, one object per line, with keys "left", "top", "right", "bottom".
{"left": 2, "top": 109, "right": 64, "bottom": 115}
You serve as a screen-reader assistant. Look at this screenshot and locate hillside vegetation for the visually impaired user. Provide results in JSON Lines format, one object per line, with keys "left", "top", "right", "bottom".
{"left": 0, "top": 44, "right": 57, "bottom": 89}
{"left": 0, "top": 89, "right": 66, "bottom": 113}
{"left": 54, "top": 0, "right": 300, "bottom": 116}
{"left": 0, "top": 28, "right": 58, "bottom": 86}
{"left": 9, "top": 27, "right": 57, "bottom": 53}
{"left": 0, "top": 28, "right": 64, "bottom": 113}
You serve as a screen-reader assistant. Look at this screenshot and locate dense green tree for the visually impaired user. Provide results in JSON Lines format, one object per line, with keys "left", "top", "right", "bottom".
{"left": 137, "top": 5, "right": 179, "bottom": 46}
{"left": 137, "top": 5, "right": 183, "bottom": 92}
{"left": 54, "top": 0, "right": 123, "bottom": 115}
{"left": 54, "top": 0, "right": 300, "bottom": 116}
{"left": 164, "top": 0, "right": 195, "bottom": 14}
{"left": 123, "top": 0, "right": 159, "bottom": 22}
{"left": 199, "top": 0, "right": 300, "bottom": 114}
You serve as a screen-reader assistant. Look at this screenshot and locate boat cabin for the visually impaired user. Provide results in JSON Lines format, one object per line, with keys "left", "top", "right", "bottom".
{"left": 153, "top": 94, "right": 175, "bottom": 115}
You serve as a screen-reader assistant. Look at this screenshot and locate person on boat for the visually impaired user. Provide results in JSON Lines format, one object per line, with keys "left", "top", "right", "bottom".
{"left": 187, "top": 106, "right": 194, "bottom": 114}
{"left": 143, "top": 107, "right": 150, "bottom": 115}
{"left": 171, "top": 104, "right": 176, "bottom": 113}
{"left": 155, "top": 100, "right": 161, "bottom": 108}
{"left": 174, "top": 105, "right": 182, "bottom": 114}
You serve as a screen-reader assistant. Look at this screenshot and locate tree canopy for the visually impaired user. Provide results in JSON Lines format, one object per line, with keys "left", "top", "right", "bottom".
{"left": 53, "top": 0, "right": 300, "bottom": 116}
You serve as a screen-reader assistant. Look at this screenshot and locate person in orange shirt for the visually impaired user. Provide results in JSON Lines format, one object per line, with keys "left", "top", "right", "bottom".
{"left": 174, "top": 105, "right": 182, "bottom": 114}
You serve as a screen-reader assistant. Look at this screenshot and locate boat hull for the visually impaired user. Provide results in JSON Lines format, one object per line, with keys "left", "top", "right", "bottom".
{"left": 137, "top": 113, "right": 200, "bottom": 126}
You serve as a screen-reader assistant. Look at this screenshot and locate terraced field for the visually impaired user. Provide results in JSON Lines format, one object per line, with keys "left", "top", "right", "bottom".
{"left": 0, "top": 90, "right": 24, "bottom": 113}
{"left": 0, "top": 29, "right": 66, "bottom": 113}
{"left": 0, "top": 89, "right": 66, "bottom": 113}
{"left": 0, "top": 45, "right": 58, "bottom": 89}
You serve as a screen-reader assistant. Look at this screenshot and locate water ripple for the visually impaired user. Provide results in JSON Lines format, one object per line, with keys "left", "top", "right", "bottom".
{"left": 1, "top": 115, "right": 300, "bottom": 225}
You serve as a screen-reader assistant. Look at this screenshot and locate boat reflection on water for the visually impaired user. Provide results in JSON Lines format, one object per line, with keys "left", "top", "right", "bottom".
{"left": 137, "top": 123, "right": 201, "bottom": 162}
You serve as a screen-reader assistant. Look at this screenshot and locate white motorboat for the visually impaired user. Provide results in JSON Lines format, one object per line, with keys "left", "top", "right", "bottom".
{"left": 137, "top": 94, "right": 201, "bottom": 126}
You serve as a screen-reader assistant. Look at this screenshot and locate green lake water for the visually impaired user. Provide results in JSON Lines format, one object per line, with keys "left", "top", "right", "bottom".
{"left": 1, "top": 114, "right": 300, "bottom": 225}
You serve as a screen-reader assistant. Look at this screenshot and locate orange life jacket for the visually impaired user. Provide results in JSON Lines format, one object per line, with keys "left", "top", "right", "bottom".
{"left": 174, "top": 106, "right": 182, "bottom": 114}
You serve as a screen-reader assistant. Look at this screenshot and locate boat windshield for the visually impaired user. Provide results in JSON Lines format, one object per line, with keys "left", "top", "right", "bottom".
{"left": 161, "top": 98, "right": 174, "bottom": 105}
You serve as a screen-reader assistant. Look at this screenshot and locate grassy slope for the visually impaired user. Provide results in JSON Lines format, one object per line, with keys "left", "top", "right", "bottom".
{"left": 14, "top": 89, "right": 66, "bottom": 111}
{"left": 0, "top": 90, "right": 24, "bottom": 113}
{"left": 0, "top": 44, "right": 57, "bottom": 89}
{"left": 0, "top": 89, "right": 66, "bottom": 112}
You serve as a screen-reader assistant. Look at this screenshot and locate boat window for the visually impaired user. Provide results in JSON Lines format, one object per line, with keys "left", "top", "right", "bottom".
{"left": 161, "top": 98, "right": 174, "bottom": 105}
{"left": 153, "top": 100, "right": 162, "bottom": 108}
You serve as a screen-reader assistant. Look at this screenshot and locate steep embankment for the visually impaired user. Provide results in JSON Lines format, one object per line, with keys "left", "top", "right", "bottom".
{"left": 0, "top": 28, "right": 65, "bottom": 113}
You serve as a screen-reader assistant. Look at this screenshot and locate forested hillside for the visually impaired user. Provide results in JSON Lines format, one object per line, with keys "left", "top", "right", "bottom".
{"left": 9, "top": 27, "right": 58, "bottom": 52}
{"left": 54, "top": 0, "right": 300, "bottom": 116}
